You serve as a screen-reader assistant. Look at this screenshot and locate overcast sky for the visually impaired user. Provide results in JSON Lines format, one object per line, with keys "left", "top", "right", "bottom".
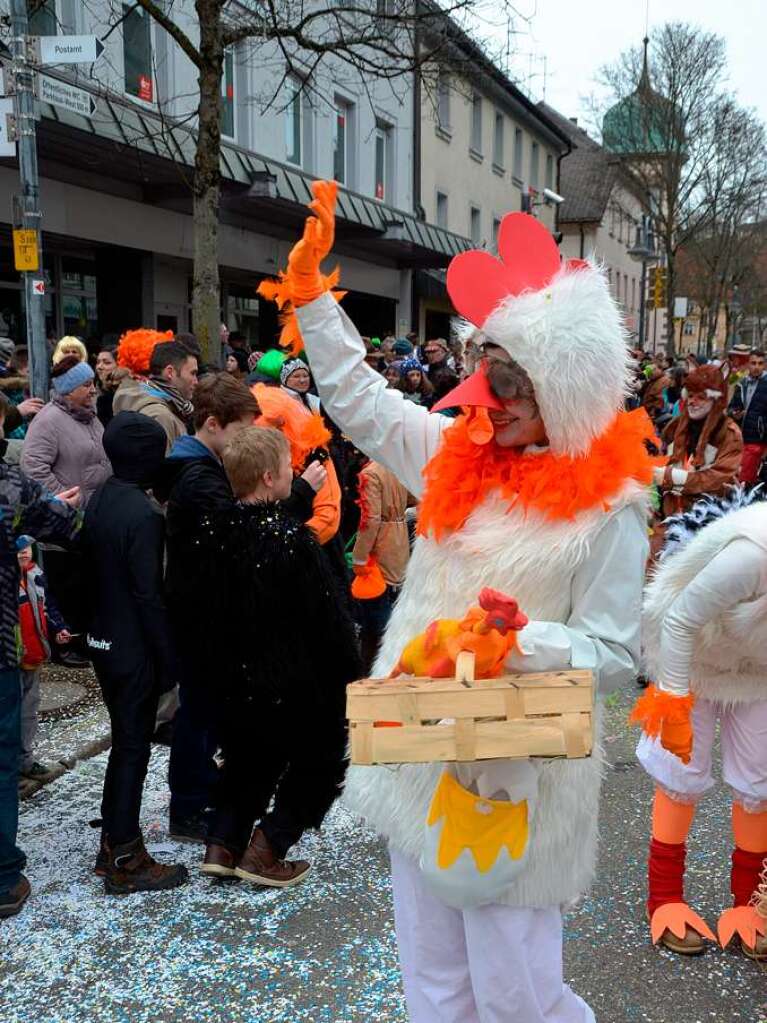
{"left": 498, "top": 0, "right": 767, "bottom": 134}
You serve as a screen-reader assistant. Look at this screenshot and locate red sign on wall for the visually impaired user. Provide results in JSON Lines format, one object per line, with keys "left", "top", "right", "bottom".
{"left": 138, "top": 75, "right": 153, "bottom": 102}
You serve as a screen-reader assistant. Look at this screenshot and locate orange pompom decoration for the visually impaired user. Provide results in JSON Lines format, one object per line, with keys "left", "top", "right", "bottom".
{"left": 351, "top": 558, "right": 387, "bottom": 600}
{"left": 629, "top": 684, "right": 695, "bottom": 763}
{"left": 117, "top": 328, "right": 174, "bottom": 375}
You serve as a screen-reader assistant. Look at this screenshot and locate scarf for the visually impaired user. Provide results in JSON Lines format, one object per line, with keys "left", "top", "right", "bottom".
{"left": 147, "top": 376, "right": 194, "bottom": 422}
{"left": 418, "top": 408, "right": 658, "bottom": 541}
{"left": 51, "top": 391, "right": 96, "bottom": 424}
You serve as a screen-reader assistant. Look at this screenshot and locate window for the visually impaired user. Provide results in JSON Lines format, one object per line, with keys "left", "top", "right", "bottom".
{"left": 492, "top": 217, "right": 501, "bottom": 251}
{"left": 530, "top": 142, "right": 539, "bottom": 189}
{"left": 493, "top": 112, "right": 504, "bottom": 169}
{"left": 513, "top": 128, "right": 523, "bottom": 182}
{"left": 29, "top": 0, "right": 56, "bottom": 35}
{"left": 123, "top": 4, "right": 153, "bottom": 102}
{"left": 285, "top": 76, "right": 302, "bottom": 165}
{"left": 436, "top": 191, "right": 448, "bottom": 229}
{"left": 683, "top": 321, "right": 695, "bottom": 336}
{"left": 334, "top": 99, "right": 354, "bottom": 185}
{"left": 545, "top": 153, "right": 554, "bottom": 190}
{"left": 470, "top": 206, "right": 481, "bottom": 245}
{"left": 437, "top": 69, "right": 451, "bottom": 132}
{"left": 470, "top": 94, "right": 482, "bottom": 154}
{"left": 221, "top": 48, "right": 235, "bottom": 139}
{"left": 375, "top": 123, "right": 390, "bottom": 201}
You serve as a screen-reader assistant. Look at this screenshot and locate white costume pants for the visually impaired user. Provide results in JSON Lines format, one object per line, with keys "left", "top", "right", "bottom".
{"left": 636, "top": 697, "right": 767, "bottom": 812}
{"left": 390, "top": 850, "right": 595, "bottom": 1023}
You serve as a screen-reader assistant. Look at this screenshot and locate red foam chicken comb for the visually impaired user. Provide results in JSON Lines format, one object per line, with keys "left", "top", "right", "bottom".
{"left": 447, "top": 212, "right": 588, "bottom": 328}
{"left": 478, "top": 587, "right": 528, "bottom": 633}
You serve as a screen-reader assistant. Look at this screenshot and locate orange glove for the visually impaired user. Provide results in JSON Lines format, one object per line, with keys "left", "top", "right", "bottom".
{"left": 351, "top": 557, "right": 387, "bottom": 600}
{"left": 629, "top": 684, "right": 695, "bottom": 764}
{"left": 286, "top": 180, "right": 338, "bottom": 307}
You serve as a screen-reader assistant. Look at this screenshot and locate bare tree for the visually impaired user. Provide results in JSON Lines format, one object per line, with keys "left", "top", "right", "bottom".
{"left": 79, "top": 0, "right": 525, "bottom": 362}
{"left": 597, "top": 23, "right": 767, "bottom": 357}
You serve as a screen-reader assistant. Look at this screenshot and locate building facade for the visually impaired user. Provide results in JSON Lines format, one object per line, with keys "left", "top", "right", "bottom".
{"left": 414, "top": 36, "right": 570, "bottom": 339}
{"left": 0, "top": 0, "right": 471, "bottom": 350}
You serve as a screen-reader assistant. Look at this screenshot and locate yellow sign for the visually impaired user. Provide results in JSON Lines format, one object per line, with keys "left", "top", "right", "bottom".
{"left": 12, "top": 229, "right": 39, "bottom": 272}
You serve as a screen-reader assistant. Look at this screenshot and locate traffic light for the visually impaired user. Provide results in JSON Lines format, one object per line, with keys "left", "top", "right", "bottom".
{"left": 652, "top": 267, "right": 667, "bottom": 309}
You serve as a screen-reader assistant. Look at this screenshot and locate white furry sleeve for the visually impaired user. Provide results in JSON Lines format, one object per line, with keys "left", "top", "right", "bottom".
{"left": 507, "top": 504, "right": 648, "bottom": 694}
{"left": 296, "top": 292, "right": 448, "bottom": 497}
{"left": 658, "top": 538, "right": 767, "bottom": 695}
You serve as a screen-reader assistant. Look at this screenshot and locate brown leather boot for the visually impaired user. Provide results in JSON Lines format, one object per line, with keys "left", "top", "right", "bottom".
{"left": 235, "top": 828, "right": 311, "bottom": 888}
{"left": 201, "top": 843, "right": 239, "bottom": 879}
{"left": 104, "top": 835, "right": 188, "bottom": 895}
{"left": 94, "top": 833, "right": 110, "bottom": 877}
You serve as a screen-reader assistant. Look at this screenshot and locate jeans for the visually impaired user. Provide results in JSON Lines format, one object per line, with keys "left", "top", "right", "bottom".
{"left": 168, "top": 682, "right": 219, "bottom": 821}
{"left": 19, "top": 667, "right": 41, "bottom": 772}
{"left": 94, "top": 662, "right": 159, "bottom": 847}
{"left": 0, "top": 668, "right": 26, "bottom": 895}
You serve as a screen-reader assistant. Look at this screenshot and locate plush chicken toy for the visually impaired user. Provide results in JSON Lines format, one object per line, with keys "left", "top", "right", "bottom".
{"left": 391, "top": 588, "right": 528, "bottom": 680}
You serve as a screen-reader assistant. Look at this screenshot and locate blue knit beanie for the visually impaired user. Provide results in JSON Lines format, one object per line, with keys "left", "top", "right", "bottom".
{"left": 52, "top": 360, "right": 94, "bottom": 395}
{"left": 399, "top": 357, "right": 422, "bottom": 377}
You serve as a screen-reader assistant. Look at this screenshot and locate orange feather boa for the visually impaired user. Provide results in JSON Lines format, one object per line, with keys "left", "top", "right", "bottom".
{"left": 418, "top": 408, "right": 658, "bottom": 540}
{"left": 251, "top": 383, "right": 330, "bottom": 470}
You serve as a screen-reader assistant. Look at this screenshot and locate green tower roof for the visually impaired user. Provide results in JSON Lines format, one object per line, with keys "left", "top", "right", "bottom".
{"left": 602, "top": 37, "right": 680, "bottom": 156}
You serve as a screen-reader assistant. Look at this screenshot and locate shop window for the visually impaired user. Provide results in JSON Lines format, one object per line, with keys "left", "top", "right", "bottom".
{"left": 222, "top": 48, "right": 235, "bottom": 139}
{"left": 492, "top": 217, "right": 501, "bottom": 251}
{"left": 285, "top": 75, "right": 302, "bottom": 165}
{"left": 123, "top": 4, "right": 153, "bottom": 102}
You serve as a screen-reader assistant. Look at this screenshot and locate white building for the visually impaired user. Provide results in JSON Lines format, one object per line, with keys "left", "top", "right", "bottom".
{"left": 0, "top": 0, "right": 469, "bottom": 348}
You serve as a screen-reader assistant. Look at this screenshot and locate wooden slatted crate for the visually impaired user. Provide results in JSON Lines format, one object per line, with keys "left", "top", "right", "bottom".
{"left": 347, "top": 653, "right": 593, "bottom": 765}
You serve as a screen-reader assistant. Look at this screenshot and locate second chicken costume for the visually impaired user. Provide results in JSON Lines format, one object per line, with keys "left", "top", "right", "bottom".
{"left": 269, "top": 182, "right": 654, "bottom": 1023}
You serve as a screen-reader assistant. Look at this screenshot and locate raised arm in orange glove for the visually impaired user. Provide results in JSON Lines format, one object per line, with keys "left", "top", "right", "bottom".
{"left": 257, "top": 180, "right": 345, "bottom": 355}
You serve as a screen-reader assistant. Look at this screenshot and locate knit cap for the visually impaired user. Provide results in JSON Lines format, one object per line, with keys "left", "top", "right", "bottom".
{"left": 399, "top": 357, "right": 422, "bottom": 377}
{"left": 52, "top": 360, "right": 94, "bottom": 395}
{"left": 15, "top": 534, "right": 35, "bottom": 551}
{"left": 393, "top": 338, "right": 414, "bottom": 356}
{"left": 280, "top": 357, "right": 309, "bottom": 387}
{"left": 255, "top": 349, "right": 286, "bottom": 381}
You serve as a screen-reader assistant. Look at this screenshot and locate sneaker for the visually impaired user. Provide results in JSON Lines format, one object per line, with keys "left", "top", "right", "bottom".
{"left": 20, "top": 761, "right": 53, "bottom": 781}
{"left": 234, "top": 828, "right": 311, "bottom": 888}
{"left": 0, "top": 875, "right": 31, "bottom": 919}
{"left": 169, "top": 812, "right": 210, "bottom": 845}
{"left": 104, "top": 836, "right": 188, "bottom": 895}
{"left": 201, "top": 843, "right": 239, "bottom": 879}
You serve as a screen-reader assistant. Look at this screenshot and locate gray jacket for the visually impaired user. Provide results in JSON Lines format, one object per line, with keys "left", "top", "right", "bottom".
{"left": 21, "top": 396, "right": 111, "bottom": 505}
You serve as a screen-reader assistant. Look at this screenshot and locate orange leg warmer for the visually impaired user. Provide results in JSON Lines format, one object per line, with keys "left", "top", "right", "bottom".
{"left": 732, "top": 803, "right": 767, "bottom": 853}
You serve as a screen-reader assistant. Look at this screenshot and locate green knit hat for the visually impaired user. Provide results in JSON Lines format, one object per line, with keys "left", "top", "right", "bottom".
{"left": 256, "top": 349, "right": 287, "bottom": 380}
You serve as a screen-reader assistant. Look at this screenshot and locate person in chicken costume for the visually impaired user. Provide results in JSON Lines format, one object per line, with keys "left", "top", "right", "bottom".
{"left": 267, "top": 181, "right": 655, "bottom": 1023}
{"left": 633, "top": 489, "right": 767, "bottom": 960}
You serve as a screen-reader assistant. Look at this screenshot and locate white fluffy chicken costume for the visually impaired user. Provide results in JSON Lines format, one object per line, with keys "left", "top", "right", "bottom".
{"left": 270, "top": 182, "right": 653, "bottom": 1023}
{"left": 633, "top": 490, "right": 767, "bottom": 960}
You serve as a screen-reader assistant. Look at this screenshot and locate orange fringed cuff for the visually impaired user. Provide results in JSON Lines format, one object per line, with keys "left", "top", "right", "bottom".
{"left": 629, "top": 684, "right": 695, "bottom": 738}
{"left": 257, "top": 269, "right": 345, "bottom": 357}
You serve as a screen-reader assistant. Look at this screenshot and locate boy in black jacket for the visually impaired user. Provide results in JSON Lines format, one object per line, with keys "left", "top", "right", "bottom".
{"left": 198, "top": 427, "right": 360, "bottom": 886}
{"left": 83, "top": 412, "right": 187, "bottom": 894}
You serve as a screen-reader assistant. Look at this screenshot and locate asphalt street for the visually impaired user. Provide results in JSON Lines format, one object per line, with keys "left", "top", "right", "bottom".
{"left": 1, "top": 687, "right": 765, "bottom": 1023}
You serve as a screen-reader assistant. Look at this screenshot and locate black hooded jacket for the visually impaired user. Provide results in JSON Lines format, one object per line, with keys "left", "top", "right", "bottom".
{"left": 82, "top": 412, "right": 178, "bottom": 685}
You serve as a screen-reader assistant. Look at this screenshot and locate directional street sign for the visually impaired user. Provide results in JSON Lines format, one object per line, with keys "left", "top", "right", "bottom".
{"left": 0, "top": 96, "right": 15, "bottom": 157}
{"left": 39, "top": 74, "right": 97, "bottom": 117}
{"left": 32, "top": 279, "right": 45, "bottom": 295}
{"left": 32, "top": 35, "right": 105, "bottom": 66}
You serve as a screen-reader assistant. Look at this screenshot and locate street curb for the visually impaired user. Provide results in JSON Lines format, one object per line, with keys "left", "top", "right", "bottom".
{"left": 19, "top": 732, "right": 112, "bottom": 801}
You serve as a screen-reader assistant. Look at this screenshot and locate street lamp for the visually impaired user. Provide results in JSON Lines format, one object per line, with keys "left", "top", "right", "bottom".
{"left": 628, "top": 216, "right": 656, "bottom": 350}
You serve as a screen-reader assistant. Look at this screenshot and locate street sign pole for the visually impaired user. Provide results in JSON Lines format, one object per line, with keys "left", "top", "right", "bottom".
{"left": 10, "top": 0, "right": 47, "bottom": 400}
